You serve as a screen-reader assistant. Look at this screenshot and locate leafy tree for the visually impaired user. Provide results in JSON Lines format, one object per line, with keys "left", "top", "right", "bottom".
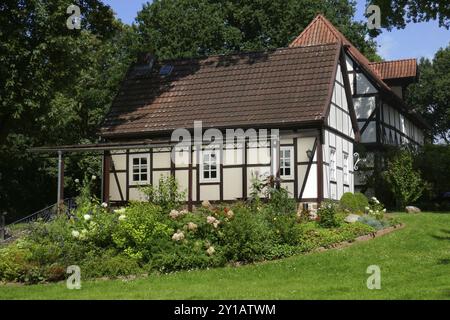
{"left": 0, "top": 0, "right": 135, "bottom": 220}
{"left": 368, "top": 0, "right": 450, "bottom": 29}
{"left": 415, "top": 144, "right": 450, "bottom": 200}
{"left": 135, "top": 0, "right": 379, "bottom": 60}
{"left": 384, "top": 149, "right": 424, "bottom": 209}
{"left": 407, "top": 44, "right": 450, "bottom": 143}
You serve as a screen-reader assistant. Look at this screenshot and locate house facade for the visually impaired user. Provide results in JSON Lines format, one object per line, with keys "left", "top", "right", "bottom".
{"left": 96, "top": 15, "right": 426, "bottom": 210}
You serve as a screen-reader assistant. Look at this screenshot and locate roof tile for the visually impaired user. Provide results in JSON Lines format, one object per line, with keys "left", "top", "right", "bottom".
{"left": 100, "top": 43, "right": 340, "bottom": 137}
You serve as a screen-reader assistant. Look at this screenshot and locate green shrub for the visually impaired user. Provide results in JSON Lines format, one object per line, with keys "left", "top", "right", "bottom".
{"left": 265, "top": 187, "right": 297, "bottom": 215}
{"left": 112, "top": 202, "right": 173, "bottom": 262}
{"left": 140, "top": 176, "right": 186, "bottom": 213}
{"left": 317, "top": 200, "right": 339, "bottom": 228}
{"left": 0, "top": 241, "right": 44, "bottom": 284}
{"left": 384, "top": 149, "right": 425, "bottom": 208}
{"left": 220, "top": 206, "right": 275, "bottom": 262}
{"left": 150, "top": 241, "right": 225, "bottom": 272}
{"left": 294, "top": 221, "right": 375, "bottom": 252}
{"left": 266, "top": 213, "right": 299, "bottom": 245}
{"left": 80, "top": 249, "right": 143, "bottom": 279}
{"left": 339, "top": 192, "right": 369, "bottom": 214}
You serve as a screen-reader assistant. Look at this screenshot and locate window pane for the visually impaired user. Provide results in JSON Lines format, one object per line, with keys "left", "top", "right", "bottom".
{"left": 133, "top": 168, "right": 139, "bottom": 174}
{"left": 203, "top": 171, "right": 210, "bottom": 179}
{"left": 141, "top": 158, "right": 147, "bottom": 165}
{"left": 141, "top": 174, "right": 147, "bottom": 181}
{"left": 133, "top": 174, "right": 140, "bottom": 181}
{"left": 285, "top": 168, "right": 291, "bottom": 176}
{"left": 133, "top": 158, "right": 139, "bottom": 165}
{"left": 211, "top": 171, "right": 216, "bottom": 179}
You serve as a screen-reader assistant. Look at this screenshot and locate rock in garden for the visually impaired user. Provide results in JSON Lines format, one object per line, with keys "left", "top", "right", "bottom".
{"left": 344, "top": 214, "right": 360, "bottom": 223}
{"left": 405, "top": 206, "right": 421, "bottom": 213}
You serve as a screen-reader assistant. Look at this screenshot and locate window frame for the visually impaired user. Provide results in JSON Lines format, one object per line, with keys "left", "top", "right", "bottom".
{"left": 279, "top": 146, "right": 295, "bottom": 180}
{"left": 129, "top": 153, "right": 151, "bottom": 185}
{"left": 200, "top": 148, "right": 221, "bottom": 183}
{"left": 343, "top": 152, "right": 349, "bottom": 185}
{"left": 329, "top": 147, "right": 337, "bottom": 182}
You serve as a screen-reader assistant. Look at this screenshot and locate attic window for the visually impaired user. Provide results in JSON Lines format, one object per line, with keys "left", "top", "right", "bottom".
{"left": 159, "top": 64, "right": 174, "bottom": 76}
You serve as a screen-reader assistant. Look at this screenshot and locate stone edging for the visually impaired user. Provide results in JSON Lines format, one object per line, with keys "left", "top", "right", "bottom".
{"left": 313, "top": 223, "right": 405, "bottom": 253}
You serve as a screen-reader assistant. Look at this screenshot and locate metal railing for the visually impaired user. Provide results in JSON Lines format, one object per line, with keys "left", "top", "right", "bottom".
{"left": 7, "top": 198, "right": 77, "bottom": 226}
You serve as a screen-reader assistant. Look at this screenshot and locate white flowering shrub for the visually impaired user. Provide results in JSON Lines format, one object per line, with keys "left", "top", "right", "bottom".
{"left": 366, "top": 197, "right": 386, "bottom": 220}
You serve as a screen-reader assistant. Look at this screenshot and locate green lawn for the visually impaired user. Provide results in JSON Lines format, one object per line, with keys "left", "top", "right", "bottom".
{"left": 0, "top": 213, "right": 449, "bottom": 300}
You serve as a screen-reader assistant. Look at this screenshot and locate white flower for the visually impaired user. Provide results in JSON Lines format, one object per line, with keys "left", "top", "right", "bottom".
{"left": 206, "top": 246, "right": 215, "bottom": 256}
{"left": 169, "top": 209, "right": 180, "bottom": 219}
{"left": 71, "top": 230, "right": 80, "bottom": 238}
{"left": 225, "top": 210, "right": 234, "bottom": 219}
{"left": 81, "top": 229, "right": 87, "bottom": 234}
{"left": 91, "top": 175, "right": 97, "bottom": 180}
{"left": 187, "top": 222, "right": 198, "bottom": 231}
{"left": 180, "top": 209, "right": 188, "bottom": 215}
{"left": 119, "top": 214, "right": 126, "bottom": 221}
{"left": 206, "top": 216, "right": 216, "bottom": 224}
{"left": 83, "top": 214, "right": 91, "bottom": 221}
{"left": 101, "top": 202, "right": 108, "bottom": 208}
{"left": 365, "top": 206, "right": 370, "bottom": 211}
{"left": 114, "top": 208, "right": 126, "bottom": 214}
{"left": 74, "top": 178, "right": 80, "bottom": 184}
{"left": 172, "top": 230, "right": 185, "bottom": 241}
{"left": 383, "top": 208, "right": 386, "bottom": 212}
{"left": 202, "top": 200, "right": 211, "bottom": 208}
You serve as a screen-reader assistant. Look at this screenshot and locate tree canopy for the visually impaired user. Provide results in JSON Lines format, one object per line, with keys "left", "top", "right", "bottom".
{"left": 368, "top": 0, "right": 450, "bottom": 30}
{"left": 0, "top": 0, "right": 135, "bottom": 220}
{"left": 135, "top": 0, "right": 379, "bottom": 60}
{"left": 407, "top": 44, "right": 450, "bottom": 144}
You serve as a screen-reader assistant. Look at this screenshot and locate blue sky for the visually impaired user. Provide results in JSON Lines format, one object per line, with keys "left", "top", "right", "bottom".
{"left": 103, "top": 0, "right": 449, "bottom": 61}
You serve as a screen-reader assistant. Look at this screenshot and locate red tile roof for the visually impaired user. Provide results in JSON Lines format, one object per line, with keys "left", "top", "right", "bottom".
{"left": 369, "top": 59, "right": 417, "bottom": 80}
{"left": 100, "top": 43, "right": 341, "bottom": 138}
{"left": 290, "top": 14, "right": 426, "bottom": 129}
{"left": 290, "top": 14, "right": 391, "bottom": 91}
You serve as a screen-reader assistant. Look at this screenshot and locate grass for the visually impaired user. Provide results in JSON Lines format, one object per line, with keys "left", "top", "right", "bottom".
{"left": 0, "top": 212, "right": 449, "bottom": 300}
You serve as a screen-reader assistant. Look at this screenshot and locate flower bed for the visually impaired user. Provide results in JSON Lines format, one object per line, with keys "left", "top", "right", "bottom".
{"left": 0, "top": 177, "right": 398, "bottom": 284}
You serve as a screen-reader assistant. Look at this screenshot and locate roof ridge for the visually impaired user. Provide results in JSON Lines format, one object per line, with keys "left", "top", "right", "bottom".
{"left": 370, "top": 58, "right": 417, "bottom": 65}
{"left": 157, "top": 42, "right": 340, "bottom": 65}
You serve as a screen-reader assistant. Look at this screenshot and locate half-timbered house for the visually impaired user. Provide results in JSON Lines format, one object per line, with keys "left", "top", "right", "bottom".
{"left": 34, "top": 15, "right": 427, "bottom": 211}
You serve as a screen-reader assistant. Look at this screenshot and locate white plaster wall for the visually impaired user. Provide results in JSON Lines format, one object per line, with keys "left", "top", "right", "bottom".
{"left": 200, "top": 184, "right": 220, "bottom": 201}
{"left": 223, "top": 168, "right": 243, "bottom": 200}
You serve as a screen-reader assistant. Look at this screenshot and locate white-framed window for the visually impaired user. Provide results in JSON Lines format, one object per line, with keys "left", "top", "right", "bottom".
{"left": 200, "top": 149, "right": 220, "bottom": 183}
{"left": 343, "top": 152, "right": 349, "bottom": 185}
{"left": 329, "top": 147, "right": 336, "bottom": 182}
{"left": 130, "top": 153, "right": 150, "bottom": 185}
{"left": 279, "top": 146, "right": 294, "bottom": 180}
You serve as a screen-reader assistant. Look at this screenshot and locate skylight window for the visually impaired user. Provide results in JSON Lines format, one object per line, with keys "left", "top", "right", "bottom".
{"left": 159, "top": 64, "right": 174, "bottom": 76}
